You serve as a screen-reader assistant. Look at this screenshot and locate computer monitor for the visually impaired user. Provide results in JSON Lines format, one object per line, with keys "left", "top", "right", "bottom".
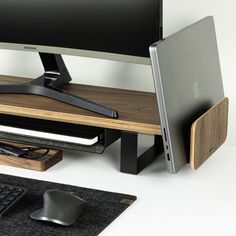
{"left": 0, "top": 0, "right": 163, "bottom": 117}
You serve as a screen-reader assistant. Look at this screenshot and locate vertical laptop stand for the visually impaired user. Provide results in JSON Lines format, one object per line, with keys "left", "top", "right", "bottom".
{"left": 190, "top": 97, "right": 228, "bottom": 170}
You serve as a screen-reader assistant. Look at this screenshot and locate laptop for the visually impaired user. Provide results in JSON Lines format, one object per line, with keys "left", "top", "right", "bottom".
{"left": 0, "top": 114, "right": 101, "bottom": 146}
{"left": 149, "top": 16, "right": 225, "bottom": 173}
{"left": 0, "top": 125, "right": 98, "bottom": 146}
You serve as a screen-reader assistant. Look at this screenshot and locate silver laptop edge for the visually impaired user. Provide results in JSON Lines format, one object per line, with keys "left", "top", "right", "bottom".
{"left": 149, "top": 45, "right": 175, "bottom": 173}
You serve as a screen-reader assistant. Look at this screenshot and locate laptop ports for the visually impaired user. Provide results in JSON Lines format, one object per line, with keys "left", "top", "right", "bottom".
{"left": 167, "top": 153, "right": 170, "bottom": 161}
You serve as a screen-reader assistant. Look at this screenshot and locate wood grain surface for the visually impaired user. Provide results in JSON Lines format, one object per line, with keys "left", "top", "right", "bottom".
{"left": 0, "top": 75, "right": 161, "bottom": 135}
{"left": 0, "top": 141, "right": 62, "bottom": 171}
{"left": 190, "top": 97, "right": 228, "bottom": 170}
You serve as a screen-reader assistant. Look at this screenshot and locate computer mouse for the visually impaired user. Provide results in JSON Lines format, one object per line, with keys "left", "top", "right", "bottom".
{"left": 29, "top": 189, "right": 86, "bottom": 226}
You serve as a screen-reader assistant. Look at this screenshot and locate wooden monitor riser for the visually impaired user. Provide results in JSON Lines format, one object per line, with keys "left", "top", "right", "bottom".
{"left": 0, "top": 75, "right": 161, "bottom": 135}
{"left": 0, "top": 75, "right": 161, "bottom": 174}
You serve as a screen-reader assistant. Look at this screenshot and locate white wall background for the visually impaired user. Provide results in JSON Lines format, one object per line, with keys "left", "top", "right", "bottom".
{"left": 0, "top": 0, "right": 235, "bottom": 145}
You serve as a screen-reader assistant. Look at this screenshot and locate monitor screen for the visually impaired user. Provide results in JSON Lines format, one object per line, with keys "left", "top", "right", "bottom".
{"left": 0, "top": 0, "right": 162, "bottom": 64}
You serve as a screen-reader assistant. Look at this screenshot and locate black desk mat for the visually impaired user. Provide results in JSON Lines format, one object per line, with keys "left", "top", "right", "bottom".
{"left": 0, "top": 174, "right": 136, "bottom": 236}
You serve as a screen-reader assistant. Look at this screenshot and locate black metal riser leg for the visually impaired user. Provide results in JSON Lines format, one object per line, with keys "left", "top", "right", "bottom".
{"left": 120, "top": 132, "right": 163, "bottom": 174}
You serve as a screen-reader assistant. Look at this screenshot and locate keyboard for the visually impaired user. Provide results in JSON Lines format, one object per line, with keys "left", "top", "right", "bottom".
{"left": 0, "top": 183, "right": 27, "bottom": 218}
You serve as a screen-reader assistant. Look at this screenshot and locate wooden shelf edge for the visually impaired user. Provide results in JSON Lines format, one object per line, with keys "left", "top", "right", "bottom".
{"left": 0, "top": 104, "right": 161, "bottom": 135}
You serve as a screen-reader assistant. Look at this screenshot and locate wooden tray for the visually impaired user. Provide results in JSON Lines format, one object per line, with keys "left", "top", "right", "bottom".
{"left": 190, "top": 97, "right": 228, "bottom": 170}
{"left": 0, "top": 141, "right": 62, "bottom": 171}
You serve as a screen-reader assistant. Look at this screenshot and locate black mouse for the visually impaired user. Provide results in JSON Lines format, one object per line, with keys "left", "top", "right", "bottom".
{"left": 30, "top": 189, "right": 86, "bottom": 226}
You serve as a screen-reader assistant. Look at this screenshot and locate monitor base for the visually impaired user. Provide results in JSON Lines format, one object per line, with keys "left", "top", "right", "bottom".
{"left": 0, "top": 53, "right": 118, "bottom": 118}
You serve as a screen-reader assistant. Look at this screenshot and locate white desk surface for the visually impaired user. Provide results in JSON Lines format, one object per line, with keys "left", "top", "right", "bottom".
{"left": 0, "top": 135, "right": 235, "bottom": 236}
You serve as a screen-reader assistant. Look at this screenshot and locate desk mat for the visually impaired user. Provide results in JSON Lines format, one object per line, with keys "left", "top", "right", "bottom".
{"left": 0, "top": 174, "right": 136, "bottom": 236}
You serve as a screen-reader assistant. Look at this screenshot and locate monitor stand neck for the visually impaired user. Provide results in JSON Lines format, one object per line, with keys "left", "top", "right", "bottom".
{"left": 36, "top": 53, "right": 72, "bottom": 90}
{"left": 0, "top": 53, "right": 118, "bottom": 118}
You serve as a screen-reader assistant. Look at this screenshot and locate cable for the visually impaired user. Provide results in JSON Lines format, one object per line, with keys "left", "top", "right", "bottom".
{"left": 0, "top": 142, "right": 49, "bottom": 160}
{"left": 21, "top": 147, "right": 50, "bottom": 160}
